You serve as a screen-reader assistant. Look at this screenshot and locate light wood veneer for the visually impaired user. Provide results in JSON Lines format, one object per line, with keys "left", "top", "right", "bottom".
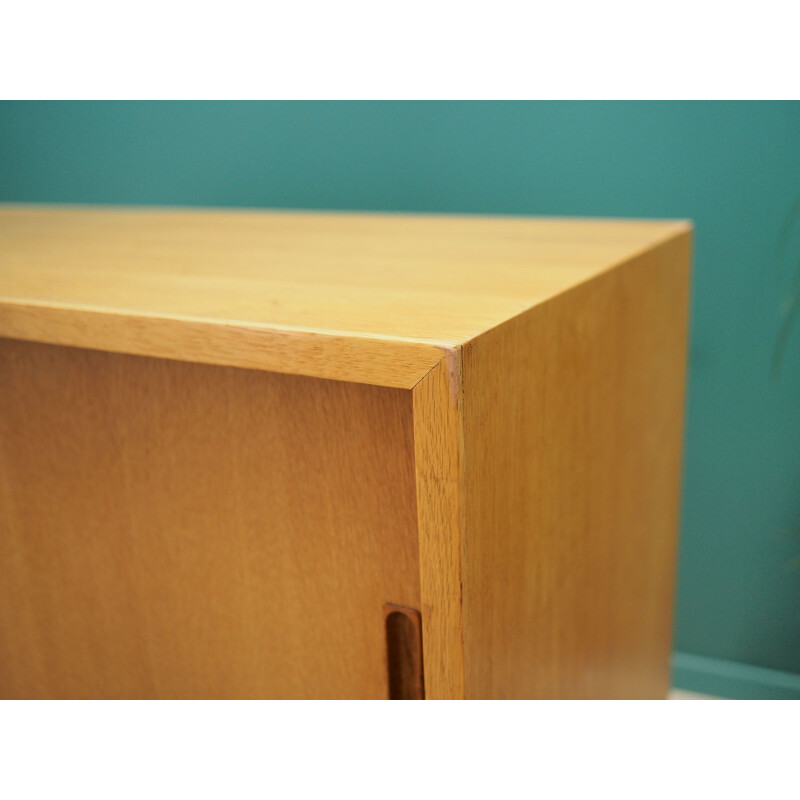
{"left": 0, "top": 206, "right": 691, "bottom": 699}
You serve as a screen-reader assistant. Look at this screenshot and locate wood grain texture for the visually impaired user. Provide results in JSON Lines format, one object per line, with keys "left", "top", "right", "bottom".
{"left": 0, "top": 339, "right": 420, "bottom": 699}
{"left": 412, "top": 355, "right": 465, "bottom": 699}
{"left": 0, "top": 302, "right": 441, "bottom": 389}
{"left": 0, "top": 208, "right": 692, "bottom": 699}
{"left": 0, "top": 205, "right": 690, "bottom": 386}
{"left": 459, "top": 231, "right": 691, "bottom": 698}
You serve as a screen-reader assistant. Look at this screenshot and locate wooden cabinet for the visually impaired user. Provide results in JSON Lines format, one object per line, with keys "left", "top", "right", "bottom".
{"left": 0, "top": 207, "right": 691, "bottom": 699}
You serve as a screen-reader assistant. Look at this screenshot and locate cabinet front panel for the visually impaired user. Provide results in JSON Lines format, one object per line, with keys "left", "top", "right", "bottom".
{"left": 0, "top": 340, "right": 419, "bottom": 699}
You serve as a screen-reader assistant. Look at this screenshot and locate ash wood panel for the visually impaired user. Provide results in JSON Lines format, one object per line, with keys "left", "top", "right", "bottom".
{"left": 412, "top": 355, "right": 465, "bottom": 700}
{"left": 0, "top": 206, "right": 690, "bottom": 386}
{"left": 460, "top": 231, "right": 691, "bottom": 699}
{"left": 0, "top": 339, "right": 420, "bottom": 699}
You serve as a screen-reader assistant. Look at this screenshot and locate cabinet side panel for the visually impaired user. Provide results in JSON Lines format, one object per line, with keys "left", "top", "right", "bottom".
{"left": 0, "top": 341, "right": 419, "bottom": 699}
{"left": 461, "top": 233, "right": 691, "bottom": 699}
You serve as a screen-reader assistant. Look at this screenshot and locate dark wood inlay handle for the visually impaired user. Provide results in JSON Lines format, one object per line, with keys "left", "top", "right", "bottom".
{"left": 384, "top": 604, "right": 425, "bottom": 700}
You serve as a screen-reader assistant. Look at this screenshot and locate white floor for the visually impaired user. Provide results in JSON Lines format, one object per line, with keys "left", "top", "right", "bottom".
{"left": 668, "top": 689, "right": 718, "bottom": 699}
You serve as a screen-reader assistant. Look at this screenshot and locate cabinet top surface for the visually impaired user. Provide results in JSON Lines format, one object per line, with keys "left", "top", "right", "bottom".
{"left": 0, "top": 205, "right": 690, "bottom": 385}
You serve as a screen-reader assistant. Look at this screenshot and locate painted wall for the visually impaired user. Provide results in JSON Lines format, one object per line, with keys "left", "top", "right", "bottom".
{"left": 2, "top": 101, "right": 799, "bottom": 697}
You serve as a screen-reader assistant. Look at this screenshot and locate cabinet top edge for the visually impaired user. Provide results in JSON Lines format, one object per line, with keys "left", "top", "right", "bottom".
{"left": 0, "top": 205, "right": 691, "bottom": 385}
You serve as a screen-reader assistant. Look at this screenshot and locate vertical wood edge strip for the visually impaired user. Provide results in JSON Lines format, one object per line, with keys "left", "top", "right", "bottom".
{"left": 412, "top": 353, "right": 466, "bottom": 700}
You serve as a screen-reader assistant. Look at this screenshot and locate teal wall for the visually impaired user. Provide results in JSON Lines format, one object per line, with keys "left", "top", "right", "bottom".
{"left": 2, "top": 101, "right": 799, "bottom": 697}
